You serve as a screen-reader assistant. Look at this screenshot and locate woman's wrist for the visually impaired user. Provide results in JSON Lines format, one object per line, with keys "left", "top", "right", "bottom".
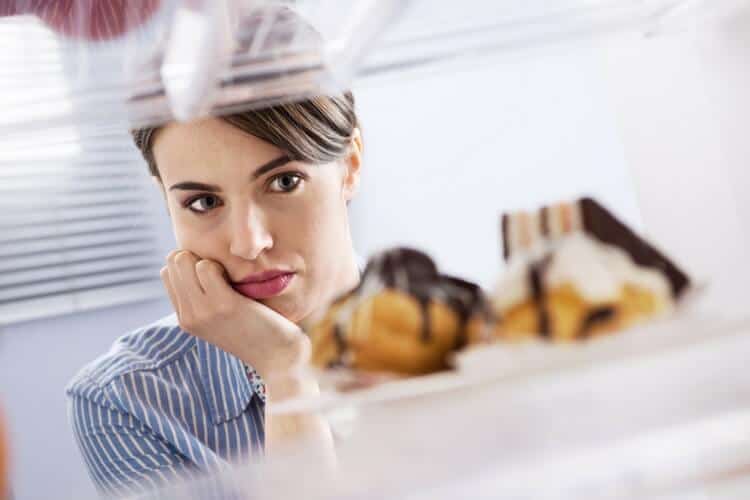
{"left": 227, "top": 311, "right": 311, "bottom": 380}
{"left": 265, "top": 370, "right": 319, "bottom": 401}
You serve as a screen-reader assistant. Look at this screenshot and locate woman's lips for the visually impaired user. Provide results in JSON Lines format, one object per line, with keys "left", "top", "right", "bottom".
{"left": 232, "top": 272, "right": 295, "bottom": 300}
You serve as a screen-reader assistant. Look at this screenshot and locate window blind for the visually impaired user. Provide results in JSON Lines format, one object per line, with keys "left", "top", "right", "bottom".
{"left": 0, "top": 137, "right": 165, "bottom": 325}
{"left": 0, "top": 14, "right": 167, "bottom": 326}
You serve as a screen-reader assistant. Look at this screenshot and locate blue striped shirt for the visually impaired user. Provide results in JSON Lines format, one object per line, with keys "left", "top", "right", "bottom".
{"left": 65, "top": 313, "right": 266, "bottom": 498}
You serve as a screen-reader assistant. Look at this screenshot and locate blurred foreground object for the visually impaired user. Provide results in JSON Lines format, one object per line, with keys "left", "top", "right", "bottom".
{"left": 0, "top": 407, "right": 9, "bottom": 500}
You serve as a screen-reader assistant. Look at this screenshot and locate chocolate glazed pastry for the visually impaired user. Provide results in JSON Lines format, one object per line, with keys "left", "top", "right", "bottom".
{"left": 364, "top": 248, "right": 438, "bottom": 342}
{"left": 438, "top": 276, "right": 490, "bottom": 349}
{"left": 349, "top": 248, "right": 485, "bottom": 343}
{"left": 309, "top": 247, "right": 491, "bottom": 375}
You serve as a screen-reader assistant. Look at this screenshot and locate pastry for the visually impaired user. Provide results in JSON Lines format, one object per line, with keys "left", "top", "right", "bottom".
{"left": 309, "top": 248, "right": 491, "bottom": 376}
{"left": 493, "top": 198, "right": 690, "bottom": 341}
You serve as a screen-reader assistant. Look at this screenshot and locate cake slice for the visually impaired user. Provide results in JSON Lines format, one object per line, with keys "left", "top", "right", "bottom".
{"left": 494, "top": 198, "right": 690, "bottom": 341}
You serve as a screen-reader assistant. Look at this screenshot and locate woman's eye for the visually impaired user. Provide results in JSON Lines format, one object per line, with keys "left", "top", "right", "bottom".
{"left": 270, "top": 173, "right": 302, "bottom": 193}
{"left": 187, "top": 195, "right": 221, "bottom": 213}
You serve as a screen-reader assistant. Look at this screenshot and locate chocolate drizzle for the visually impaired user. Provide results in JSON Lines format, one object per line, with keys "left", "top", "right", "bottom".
{"left": 329, "top": 324, "right": 347, "bottom": 368}
{"left": 417, "top": 295, "right": 432, "bottom": 342}
{"left": 501, "top": 213, "right": 511, "bottom": 261}
{"left": 363, "top": 248, "right": 438, "bottom": 341}
{"left": 439, "top": 276, "right": 487, "bottom": 349}
{"left": 540, "top": 205, "right": 550, "bottom": 236}
{"left": 367, "top": 247, "right": 438, "bottom": 288}
{"left": 329, "top": 248, "right": 488, "bottom": 361}
{"left": 579, "top": 306, "right": 616, "bottom": 338}
{"left": 528, "top": 259, "right": 551, "bottom": 338}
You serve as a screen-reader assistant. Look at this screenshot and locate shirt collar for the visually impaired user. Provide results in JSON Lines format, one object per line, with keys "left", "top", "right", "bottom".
{"left": 195, "top": 337, "right": 257, "bottom": 425}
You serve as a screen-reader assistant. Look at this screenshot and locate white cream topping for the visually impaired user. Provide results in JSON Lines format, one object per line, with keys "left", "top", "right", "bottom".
{"left": 491, "top": 257, "right": 531, "bottom": 312}
{"left": 491, "top": 243, "right": 547, "bottom": 311}
{"left": 492, "top": 233, "right": 673, "bottom": 311}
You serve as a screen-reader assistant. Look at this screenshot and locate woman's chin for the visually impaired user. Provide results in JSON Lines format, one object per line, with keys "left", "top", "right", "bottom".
{"left": 259, "top": 295, "right": 308, "bottom": 323}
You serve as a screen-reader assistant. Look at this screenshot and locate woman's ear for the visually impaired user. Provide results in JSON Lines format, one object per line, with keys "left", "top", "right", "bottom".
{"left": 342, "top": 127, "right": 363, "bottom": 202}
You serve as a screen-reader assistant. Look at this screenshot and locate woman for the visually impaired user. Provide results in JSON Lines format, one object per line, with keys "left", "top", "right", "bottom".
{"left": 66, "top": 91, "right": 363, "bottom": 497}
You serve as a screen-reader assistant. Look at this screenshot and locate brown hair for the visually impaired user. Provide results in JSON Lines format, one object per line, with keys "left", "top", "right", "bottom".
{"left": 131, "top": 91, "right": 359, "bottom": 180}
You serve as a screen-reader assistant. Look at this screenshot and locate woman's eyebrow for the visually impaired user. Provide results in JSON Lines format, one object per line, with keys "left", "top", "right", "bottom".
{"left": 169, "top": 181, "right": 220, "bottom": 192}
{"left": 168, "top": 155, "right": 293, "bottom": 192}
{"left": 250, "top": 154, "right": 292, "bottom": 180}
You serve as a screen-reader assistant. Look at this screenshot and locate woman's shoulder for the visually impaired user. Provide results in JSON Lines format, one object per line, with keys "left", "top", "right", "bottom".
{"left": 66, "top": 313, "right": 196, "bottom": 400}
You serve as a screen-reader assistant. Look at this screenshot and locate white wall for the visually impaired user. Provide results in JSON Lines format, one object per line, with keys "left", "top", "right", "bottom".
{"left": 351, "top": 43, "right": 642, "bottom": 289}
{"left": 596, "top": 15, "right": 750, "bottom": 314}
{"left": 350, "top": 13, "right": 750, "bottom": 306}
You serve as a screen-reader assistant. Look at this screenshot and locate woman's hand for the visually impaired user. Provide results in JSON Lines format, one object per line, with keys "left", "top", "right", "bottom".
{"left": 160, "top": 250, "right": 310, "bottom": 381}
{"left": 161, "top": 250, "right": 335, "bottom": 458}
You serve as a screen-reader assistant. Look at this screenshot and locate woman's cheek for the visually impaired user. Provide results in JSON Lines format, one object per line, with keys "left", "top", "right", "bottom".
{"left": 173, "top": 215, "right": 220, "bottom": 255}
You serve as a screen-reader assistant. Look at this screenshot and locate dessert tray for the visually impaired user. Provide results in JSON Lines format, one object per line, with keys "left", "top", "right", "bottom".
{"left": 273, "top": 297, "right": 748, "bottom": 415}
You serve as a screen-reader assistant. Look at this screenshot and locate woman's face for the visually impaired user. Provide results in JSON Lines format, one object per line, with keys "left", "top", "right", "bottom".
{"left": 152, "top": 117, "right": 361, "bottom": 323}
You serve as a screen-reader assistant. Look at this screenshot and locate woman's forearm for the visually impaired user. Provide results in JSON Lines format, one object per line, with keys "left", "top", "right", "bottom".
{"left": 265, "top": 374, "right": 336, "bottom": 464}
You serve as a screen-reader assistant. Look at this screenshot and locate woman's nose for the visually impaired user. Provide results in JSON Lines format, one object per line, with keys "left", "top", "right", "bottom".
{"left": 228, "top": 207, "right": 273, "bottom": 260}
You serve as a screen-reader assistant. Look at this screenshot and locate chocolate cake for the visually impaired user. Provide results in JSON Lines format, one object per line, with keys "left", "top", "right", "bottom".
{"left": 494, "top": 198, "right": 690, "bottom": 341}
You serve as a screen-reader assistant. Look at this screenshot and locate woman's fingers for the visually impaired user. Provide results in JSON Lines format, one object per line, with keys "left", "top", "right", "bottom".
{"left": 174, "top": 250, "right": 206, "bottom": 292}
{"left": 195, "top": 259, "right": 237, "bottom": 312}
{"left": 160, "top": 265, "right": 181, "bottom": 316}
{"left": 168, "top": 250, "right": 205, "bottom": 297}
{"left": 165, "top": 250, "right": 207, "bottom": 327}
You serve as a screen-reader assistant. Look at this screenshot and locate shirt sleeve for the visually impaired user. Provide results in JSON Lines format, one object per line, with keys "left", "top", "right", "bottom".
{"left": 68, "top": 392, "right": 195, "bottom": 498}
